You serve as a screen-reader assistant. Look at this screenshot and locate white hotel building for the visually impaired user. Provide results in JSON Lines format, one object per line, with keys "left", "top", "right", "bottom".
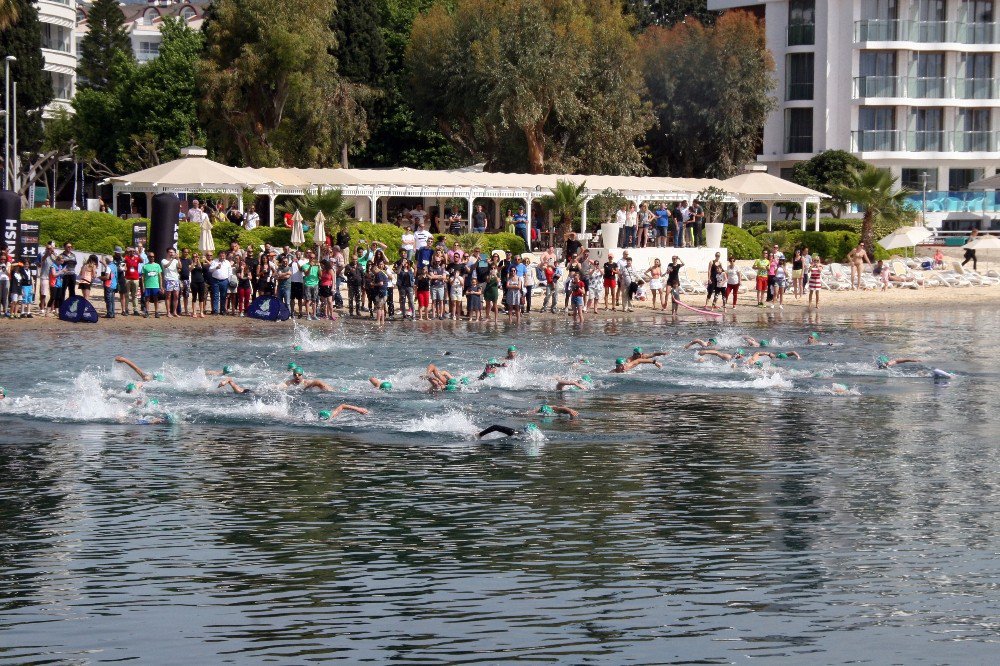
{"left": 708, "top": 0, "right": 1000, "bottom": 229}
{"left": 37, "top": 0, "right": 79, "bottom": 116}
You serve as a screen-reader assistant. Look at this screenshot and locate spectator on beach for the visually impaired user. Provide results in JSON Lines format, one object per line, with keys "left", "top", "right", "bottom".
{"left": 78, "top": 254, "right": 99, "bottom": 301}
{"left": 209, "top": 250, "right": 232, "bottom": 315}
{"left": 58, "top": 242, "right": 78, "bottom": 302}
{"left": 141, "top": 250, "right": 163, "bottom": 318}
{"left": 37, "top": 243, "right": 56, "bottom": 317}
{"left": 472, "top": 205, "right": 488, "bottom": 234}
{"left": 244, "top": 205, "right": 259, "bottom": 230}
{"left": 102, "top": 251, "right": 120, "bottom": 319}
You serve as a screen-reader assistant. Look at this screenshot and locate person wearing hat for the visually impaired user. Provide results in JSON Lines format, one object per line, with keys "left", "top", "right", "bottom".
{"left": 527, "top": 404, "right": 578, "bottom": 419}
{"left": 505, "top": 345, "right": 518, "bottom": 361}
{"left": 318, "top": 404, "right": 369, "bottom": 420}
{"left": 368, "top": 377, "right": 394, "bottom": 392}
{"left": 627, "top": 347, "right": 670, "bottom": 362}
{"left": 685, "top": 338, "right": 718, "bottom": 349}
{"left": 612, "top": 356, "right": 662, "bottom": 373}
{"left": 281, "top": 368, "right": 334, "bottom": 391}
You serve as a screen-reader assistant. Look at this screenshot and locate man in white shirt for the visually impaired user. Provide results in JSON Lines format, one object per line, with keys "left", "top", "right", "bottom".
{"left": 187, "top": 200, "right": 205, "bottom": 224}
{"left": 244, "top": 205, "right": 260, "bottom": 230}
{"left": 413, "top": 222, "right": 432, "bottom": 250}
{"left": 161, "top": 248, "right": 181, "bottom": 318}
{"left": 401, "top": 227, "right": 416, "bottom": 260}
{"left": 410, "top": 204, "right": 426, "bottom": 225}
{"left": 209, "top": 250, "right": 233, "bottom": 314}
{"left": 290, "top": 250, "right": 307, "bottom": 317}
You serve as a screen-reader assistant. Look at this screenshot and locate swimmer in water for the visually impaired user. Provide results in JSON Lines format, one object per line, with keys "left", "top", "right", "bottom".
{"left": 318, "top": 404, "right": 369, "bottom": 420}
{"left": 875, "top": 355, "right": 921, "bottom": 370}
{"left": 556, "top": 376, "right": 590, "bottom": 391}
{"left": 368, "top": 377, "right": 393, "bottom": 391}
{"left": 505, "top": 345, "right": 518, "bottom": 361}
{"left": 426, "top": 363, "right": 453, "bottom": 384}
{"left": 831, "top": 383, "right": 851, "bottom": 395}
{"left": 478, "top": 358, "right": 506, "bottom": 380}
{"left": 114, "top": 356, "right": 165, "bottom": 382}
{"left": 204, "top": 365, "right": 236, "bottom": 377}
{"left": 0, "top": 385, "right": 6, "bottom": 399}
{"left": 217, "top": 378, "right": 253, "bottom": 394}
{"left": 528, "top": 404, "right": 579, "bottom": 419}
{"left": 749, "top": 350, "right": 802, "bottom": 362}
{"left": 281, "top": 368, "right": 334, "bottom": 391}
{"left": 684, "top": 338, "right": 718, "bottom": 349}
{"left": 477, "top": 422, "right": 541, "bottom": 440}
{"left": 742, "top": 336, "right": 770, "bottom": 348}
{"left": 697, "top": 349, "right": 746, "bottom": 362}
{"left": 612, "top": 357, "right": 662, "bottom": 373}
{"left": 628, "top": 347, "right": 670, "bottom": 362}
{"left": 806, "top": 332, "right": 823, "bottom": 345}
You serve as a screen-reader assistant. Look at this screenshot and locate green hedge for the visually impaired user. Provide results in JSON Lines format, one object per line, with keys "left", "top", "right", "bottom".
{"left": 25, "top": 210, "right": 527, "bottom": 260}
{"left": 756, "top": 230, "right": 889, "bottom": 262}
{"left": 722, "top": 224, "right": 763, "bottom": 260}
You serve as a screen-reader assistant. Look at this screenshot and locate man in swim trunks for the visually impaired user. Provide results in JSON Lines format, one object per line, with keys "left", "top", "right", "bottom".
{"left": 282, "top": 368, "right": 334, "bottom": 391}
{"left": 318, "top": 404, "right": 369, "bottom": 420}
{"left": 628, "top": 347, "right": 670, "bottom": 362}
{"left": 612, "top": 357, "right": 662, "bottom": 373}
{"left": 685, "top": 338, "right": 718, "bottom": 349}
{"left": 875, "top": 355, "right": 920, "bottom": 369}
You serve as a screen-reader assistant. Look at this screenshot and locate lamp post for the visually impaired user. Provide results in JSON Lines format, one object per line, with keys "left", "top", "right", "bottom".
{"left": 920, "top": 171, "right": 929, "bottom": 227}
{"left": 4, "top": 55, "right": 16, "bottom": 191}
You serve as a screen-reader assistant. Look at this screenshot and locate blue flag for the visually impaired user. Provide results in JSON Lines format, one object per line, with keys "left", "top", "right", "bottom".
{"left": 59, "top": 296, "right": 99, "bottom": 323}
{"left": 247, "top": 296, "right": 290, "bottom": 321}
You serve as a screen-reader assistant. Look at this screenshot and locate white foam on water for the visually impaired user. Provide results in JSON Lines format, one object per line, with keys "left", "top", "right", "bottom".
{"left": 290, "top": 323, "right": 362, "bottom": 352}
{"left": 402, "top": 408, "right": 481, "bottom": 437}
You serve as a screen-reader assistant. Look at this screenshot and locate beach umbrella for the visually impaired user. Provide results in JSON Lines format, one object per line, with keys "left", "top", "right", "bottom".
{"left": 964, "top": 235, "right": 1000, "bottom": 271}
{"left": 290, "top": 209, "right": 306, "bottom": 247}
{"left": 313, "top": 210, "right": 326, "bottom": 252}
{"left": 59, "top": 296, "right": 99, "bottom": 323}
{"left": 878, "top": 226, "right": 932, "bottom": 257}
{"left": 198, "top": 216, "right": 215, "bottom": 253}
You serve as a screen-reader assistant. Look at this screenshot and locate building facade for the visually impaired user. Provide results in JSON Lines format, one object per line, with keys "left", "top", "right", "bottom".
{"left": 75, "top": 1, "right": 207, "bottom": 65}
{"left": 708, "top": 0, "right": 1000, "bottom": 228}
{"left": 37, "top": 0, "right": 79, "bottom": 116}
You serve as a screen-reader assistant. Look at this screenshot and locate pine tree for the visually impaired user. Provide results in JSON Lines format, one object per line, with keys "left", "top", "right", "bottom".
{"left": 0, "top": 0, "right": 53, "bottom": 155}
{"left": 78, "top": 0, "right": 132, "bottom": 91}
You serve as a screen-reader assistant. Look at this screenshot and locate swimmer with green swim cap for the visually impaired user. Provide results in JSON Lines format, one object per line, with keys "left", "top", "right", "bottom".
{"left": 318, "top": 404, "right": 369, "bottom": 420}
{"left": 613, "top": 356, "right": 662, "bottom": 373}
{"left": 876, "top": 355, "right": 921, "bottom": 370}
{"left": 685, "top": 338, "right": 718, "bottom": 349}
{"left": 478, "top": 357, "right": 507, "bottom": 380}
{"left": 368, "top": 377, "right": 393, "bottom": 391}
{"left": 282, "top": 368, "right": 334, "bottom": 391}
{"left": 218, "top": 378, "right": 254, "bottom": 394}
{"left": 114, "top": 356, "right": 157, "bottom": 382}
{"left": 807, "top": 332, "right": 822, "bottom": 344}
{"left": 125, "top": 382, "right": 139, "bottom": 393}
{"left": 477, "top": 422, "right": 541, "bottom": 439}
{"left": 529, "top": 404, "right": 578, "bottom": 419}
{"left": 628, "top": 347, "right": 670, "bottom": 362}
{"left": 445, "top": 378, "right": 460, "bottom": 392}
{"left": 505, "top": 345, "right": 518, "bottom": 361}
{"left": 556, "top": 377, "right": 589, "bottom": 391}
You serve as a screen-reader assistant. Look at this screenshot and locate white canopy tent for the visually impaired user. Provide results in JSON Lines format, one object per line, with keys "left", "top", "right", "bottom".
{"left": 722, "top": 166, "right": 829, "bottom": 232}
{"left": 109, "top": 152, "right": 829, "bottom": 247}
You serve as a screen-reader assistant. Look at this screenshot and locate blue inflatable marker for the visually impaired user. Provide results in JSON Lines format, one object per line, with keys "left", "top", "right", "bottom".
{"left": 247, "top": 296, "right": 291, "bottom": 321}
{"left": 59, "top": 296, "right": 99, "bottom": 323}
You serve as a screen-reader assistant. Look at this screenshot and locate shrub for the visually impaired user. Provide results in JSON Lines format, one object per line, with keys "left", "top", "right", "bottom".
{"left": 26, "top": 209, "right": 136, "bottom": 254}
{"left": 757, "top": 230, "right": 889, "bottom": 262}
{"left": 722, "top": 224, "right": 763, "bottom": 260}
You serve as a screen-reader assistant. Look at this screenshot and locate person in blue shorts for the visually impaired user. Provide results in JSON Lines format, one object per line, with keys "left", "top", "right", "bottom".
{"left": 140, "top": 250, "right": 163, "bottom": 318}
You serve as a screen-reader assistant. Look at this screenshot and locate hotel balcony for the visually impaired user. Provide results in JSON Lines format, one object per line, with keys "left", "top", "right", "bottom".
{"left": 904, "top": 190, "right": 1000, "bottom": 214}
{"left": 853, "top": 76, "right": 999, "bottom": 99}
{"left": 854, "top": 19, "right": 999, "bottom": 45}
{"left": 851, "top": 130, "right": 999, "bottom": 153}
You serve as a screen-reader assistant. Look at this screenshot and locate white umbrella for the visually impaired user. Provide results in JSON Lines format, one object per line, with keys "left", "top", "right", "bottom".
{"left": 878, "top": 226, "right": 932, "bottom": 256}
{"left": 290, "top": 209, "right": 305, "bottom": 247}
{"left": 198, "top": 216, "right": 215, "bottom": 253}
{"left": 964, "top": 235, "right": 1000, "bottom": 271}
{"left": 313, "top": 211, "right": 326, "bottom": 252}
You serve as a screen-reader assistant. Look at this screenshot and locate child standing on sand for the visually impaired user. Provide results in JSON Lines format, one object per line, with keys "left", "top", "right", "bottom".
{"left": 808, "top": 256, "right": 823, "bottom": 309}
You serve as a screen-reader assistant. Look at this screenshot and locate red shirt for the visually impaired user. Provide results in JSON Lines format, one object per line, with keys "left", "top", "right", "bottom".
{"left": 544, "top": 266, "right": 555, "bottom": 285}
{"left": 124, "top": 255, "right": 141, "bottom": 280}
{"left": 572, "top": 278, "right": 585, "bottom": 298}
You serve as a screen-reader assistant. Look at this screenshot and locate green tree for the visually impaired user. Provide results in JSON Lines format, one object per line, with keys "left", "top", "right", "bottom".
{"left": 790, "top": 150, "right": 868, "bottom": 218}
{"left": 199, "top": 0, "right": 371, "bottom": 167}
{"left": 639, "top": 11, "right": 776, "bottom": 178}
{"left": 406, "top": 0, "right": 652, "bottom": 175}
{"left": 540, "top": 179, "right": 586, "bottom": 244}
{"left": 0, "top": 0, "right": 18, "bottom": 31}
{"left": 0, "top": 0, "right": 53, "bottom": 161}
{"left": 277, "top": 188, "right": 353, "bottom": 225}
{"left": 831, "top": 165, "right": 915, "bottom": 259}
{"left": 73, "top": 18, "right": 204, "bottom": 174}
{"left": 624, "top": 0, "right": 720, "bottom": 29}
{"left": 77, "top": 0, "right": 133, "bottom": 91}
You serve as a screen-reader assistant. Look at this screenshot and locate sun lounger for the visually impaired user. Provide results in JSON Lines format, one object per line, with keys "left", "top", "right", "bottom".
{"left": 952, "top": 261, "right": 1000, "bottom": 286}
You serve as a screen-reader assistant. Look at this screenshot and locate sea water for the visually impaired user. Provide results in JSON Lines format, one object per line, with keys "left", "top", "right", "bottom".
{"left": 1, "top": 309, "right": 998, "bottom": 663}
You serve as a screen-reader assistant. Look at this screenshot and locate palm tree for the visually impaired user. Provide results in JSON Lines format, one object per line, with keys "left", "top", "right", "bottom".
{"left": 0, "top": 0, "right": 19, "bottom": 31}
{"left": 277, "top": 188, "right": 353, "bottom": 227}
{"left": 540, "top": 180, "right": 587, "bottom": 246}
{"left": 831, "top": 165, "right": 913, "bottom": 259}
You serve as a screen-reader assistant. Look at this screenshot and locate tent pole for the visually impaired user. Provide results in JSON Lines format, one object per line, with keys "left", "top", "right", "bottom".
{"left": 800, "top": 197, "right": 807, "bottom": 232}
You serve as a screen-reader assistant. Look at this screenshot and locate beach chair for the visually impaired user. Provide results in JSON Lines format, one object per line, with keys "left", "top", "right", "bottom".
{"left": 952, "top": 261, "right": 1000, "bottom": 286}
{"left": 740, "top": 266, "right": 757, "bottom": 282}
{"left": 930, "top": 264, "right": 972, "bottom": 287}
{"left": 680, "top": 266, "right": 707, "bottom": 294}
{"left": 826, "top": 263, "right": 853, "bottom": 290}
{"left": 889, "top": 261, "right": 921, "bottom": 288}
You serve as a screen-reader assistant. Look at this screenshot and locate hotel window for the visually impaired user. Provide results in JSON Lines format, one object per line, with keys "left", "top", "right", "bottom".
{"left": 949, "top": 168, "right": 985, "bottom": 191}
{"left": 959, "top": 53, "right": 994, "bottom": 98}
{"left": 911, "top": 52, "right": 945, "bottom": 97}
{"left": 958, "top": 108, "right": 991, "bottom": 150}
{"left": 859, "top": 51, "right": 897, "bottom": 96}
{"left": 786, "top": 53, "right": 814, "bottom": 100}
{"left": 901, "top": 169, "right": 938, "bottom": 191}
{"left": 785, "top": 108, "right": 813, "bottom": 153}
{"left": 914, "top": 0, "right": 947, "bottom": 40}
{"left": 858, "top": 106, "right": 897, "bottom": 150}
{"left": 911, "top": 108, "right": 944, "bottom": 150}
{"left": 788, "top": 0, "right": 815, "bottom": 45}
{"left": 959, "top": 0, "right": 995, "bottom": 43}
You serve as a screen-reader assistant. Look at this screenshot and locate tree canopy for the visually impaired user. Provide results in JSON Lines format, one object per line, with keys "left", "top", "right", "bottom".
{"left": 624, "top": 0, "right": 720, "bottom": 29}
{"left": 0, "top": 0, "right": 53, "bottom": 158}
{"left": 406, "top": 0, "right": 653, "bottom": 175}
{"left": 639, "top": 11, "right": 775, "bottom": 178}
{"left": 791, "top": 150, "right": 868, "bottom": 218}
{"left": 831, "top": 165, "right": 915, "bottom": 257}
{"left": 199, "top": 0, "right": 371, "bottom": 167}
{"left": 77, "top": 0, "right": 132, "bottom": 91}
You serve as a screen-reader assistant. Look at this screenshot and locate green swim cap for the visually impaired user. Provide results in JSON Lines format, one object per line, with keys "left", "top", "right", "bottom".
{"left": 0, "top": 386, "right": 5, "bottom": 396}
{"left": 125, "top": 382, "right": 137, "bottom": 393}
{"left": 709, "top": 338, "right": 717, "bottom": 344}
{"left": 294, "top": 345, "right": 303, "bottom": 351}
{"left": 488, "top": 357, "right": 498, "bottom": 365}
{"left": 754, "top": 361, "right": 764, "bottom": 369}
{"left": 633, "top": 347, "right": 642, "bottom": 354}
{"left": 153, "top": 372, "right": 165, "bottom": 382}
{"left": 147, "top": 398, "right": 159, "bottom": 406}
{"left": 222, "top": 365, "right": 233, "bottom": 375}
{"left": 539, "top": 404, "right": 554, "bottom": 415}
{"left": 288, "top": 362, "right": 298, "bottom": 370}
{"left": 508, "top": 345, "right": 517, "bottom": 352}
{"left": 525, "top": 422, "right": 539, "bottom": 432}
{"left": 616, "top": 357, "right": 626, "bottom": 365}
{"left": 581, "top": 374, "right": 592, "bottom": 383}
{"left": 580, "top": 358, "right": 591, "bottom": 365}
{"left": 445, "top": 384, "right": 459, "bottom": 392}
{"left": 318, "top": 410, "right": 332, "bottom": 420}
{"left": 379, "top": 381, "right": 392, "bottom": 391}
{"left": 759, "top": 340, "right": 768, "bottom": 347}
{"left": 446, "top": 378, "right": 458, "bottom": 385}
{"left": 460, "top": 376, "right": 470, "bottom": 385}
{"left": 776, "top": 353, "right": 788, "bottom": 360}
{"left": 810, "top": 332, "right": 820, "bottom": 340}
{"left": 736, "top": 348, "right": 745, "bottom": 356}
{"left": 877, "top": 355, "right": 890, "bottom": 368}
